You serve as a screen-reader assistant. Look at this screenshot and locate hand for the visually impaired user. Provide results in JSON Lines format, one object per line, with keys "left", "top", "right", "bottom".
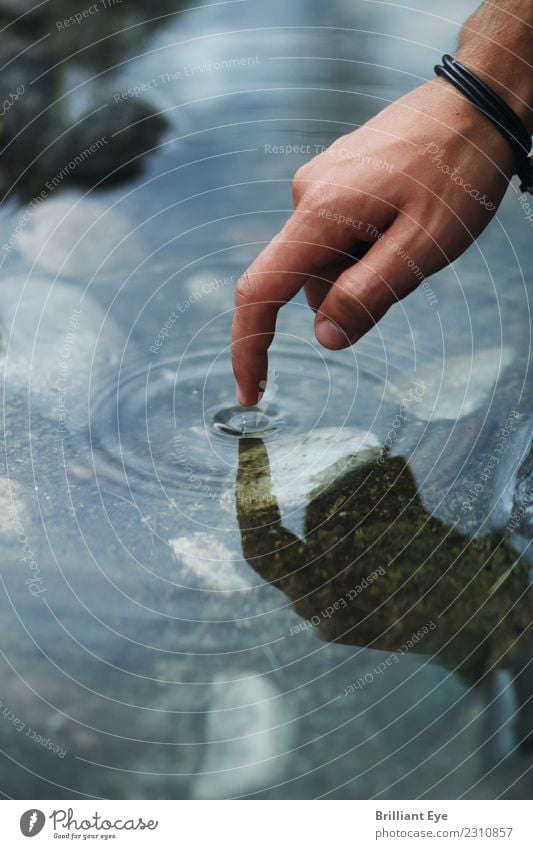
{"left": 231, "top": 78, "right": 514, "bottom": 405}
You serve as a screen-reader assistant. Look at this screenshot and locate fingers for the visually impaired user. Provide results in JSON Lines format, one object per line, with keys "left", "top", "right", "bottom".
{"left": 304, "top": 246, "right": 371, "bottom": 311}
{"left": 303, "top": 260, "right": 353, "bottom": 312}
{"left": 314, "top": 221, "right": 427, "bottom": 349}
{"left": 232, "top": 217, "right": 337, "bottom": 405}
{"left": 304, "top": 277, "right": 331, "bottom": 312}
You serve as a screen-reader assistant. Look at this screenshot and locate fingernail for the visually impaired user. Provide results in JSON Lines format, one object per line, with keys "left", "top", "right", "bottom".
{"left": 315, "top": 318, "right": 349, "bottom": 349}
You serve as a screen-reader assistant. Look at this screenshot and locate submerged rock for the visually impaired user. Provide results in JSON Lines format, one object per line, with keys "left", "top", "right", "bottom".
{"left": 511, "top": 641, "right": 533, "bottom": 752}
{"left": 0, "top": 1, "right": 34, "bottom": 14}
{"left": 0, "top": 276, "right": 123, "bottom": 431}
{"left": 0, "top": 40, "right": 61, "bottom": 200}
{"left": 509, "top": 438, "right": 533, "bottom": 543}
{"left": 385, "top": 347, "right": 513, "bottom": 422}
{"left": 179, "top": 270, "right": 236, "bottom": 314}
{"left": 15, "top": 192, "right": 145, "bottom": 280}
{"left": 193, "top": 673, "right": 292, "bottom": 799}
{"left": 169, "top": 533, "right": 250, "bottom": 592}
{"left": 64, "top": 95, "right": 168, "bottom": 185}
{"left": 1, "top": 0, "right": 182, "bottom": 69}
{"left": 0, "top": 5, "right": 172, "bottom": 199}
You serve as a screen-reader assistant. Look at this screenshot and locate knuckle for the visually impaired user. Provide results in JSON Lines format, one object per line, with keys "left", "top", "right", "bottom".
{"left": 293, "top": 166, "right": 307, "bottom": 186}
{"left": 335, "top": 269, "right": 385, "bottom": 316}
{"left": 235, "top": 271, "right": 255, "bottom": 306}
{"left": 297, "top": 184, "right": 326, "bottom": 213}
{"left": 292, "top": 164, "right": 313, "bottom": 205}
{"left": 293, "top": 161, "right": 313, "bottom": 184}
{"left": 292, "top": 186, "right": 331, "bottom": 229}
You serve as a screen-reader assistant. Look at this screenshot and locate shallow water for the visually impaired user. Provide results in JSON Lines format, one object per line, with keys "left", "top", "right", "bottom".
{"left": 0, "top": 0, "right": 532, "bottom": 800}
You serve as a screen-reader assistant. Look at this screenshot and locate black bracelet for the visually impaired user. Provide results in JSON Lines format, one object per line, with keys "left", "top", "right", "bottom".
{"left": 434, "top": 54, "right": 533, "bottom": 194}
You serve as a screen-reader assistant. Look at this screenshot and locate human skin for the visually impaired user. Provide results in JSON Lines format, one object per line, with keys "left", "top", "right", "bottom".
{"left": 231, "top": 0, "right": 533, "bottom": 405}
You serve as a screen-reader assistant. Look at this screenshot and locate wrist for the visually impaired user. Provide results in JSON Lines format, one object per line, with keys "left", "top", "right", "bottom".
{"left": 457, "top": 1, "right": 533, "bottom": 134}
{"left": 418, "top": 78, "right": 516, "bottom": 175}
{"left": 456, "top": 46, "right": 533, "bottom": 134}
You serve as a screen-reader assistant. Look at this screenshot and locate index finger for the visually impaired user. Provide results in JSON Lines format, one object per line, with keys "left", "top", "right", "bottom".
{"left": 231, "top": 217, "right": 333, "bottom": 405}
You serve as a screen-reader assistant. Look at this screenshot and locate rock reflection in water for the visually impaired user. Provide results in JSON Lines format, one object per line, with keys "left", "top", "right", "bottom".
{"left": 236, "top": 438, "right": 533, "bottom": 682}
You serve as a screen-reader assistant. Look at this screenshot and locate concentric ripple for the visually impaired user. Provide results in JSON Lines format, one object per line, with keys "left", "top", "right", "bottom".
{"left": 88, "top": 339, "right": 380, "bottom": 501}
{"left": 211, "top": 404, "right": 282, "bottom": 437}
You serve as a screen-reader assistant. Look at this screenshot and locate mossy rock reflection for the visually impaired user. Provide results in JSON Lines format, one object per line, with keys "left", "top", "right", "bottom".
{"left": 236, "top": 439, "right": 533, "bottom": 680}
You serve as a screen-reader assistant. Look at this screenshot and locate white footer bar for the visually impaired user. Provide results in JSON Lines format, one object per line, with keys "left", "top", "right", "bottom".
{"left": 2, "top": 800, "right": 530, "bottom": 847}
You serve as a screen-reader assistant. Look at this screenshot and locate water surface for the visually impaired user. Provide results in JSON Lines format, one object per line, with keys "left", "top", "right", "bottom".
{"left": 0, "top": 0, "right": 532, "bottom": 800}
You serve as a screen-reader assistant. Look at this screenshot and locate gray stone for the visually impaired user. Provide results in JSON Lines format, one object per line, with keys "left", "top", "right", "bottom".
{"left": 384, "top": 347, "right": 513, "bottom": 422}
{"left": 16, "top": 192, "right": 145, "bottom": 280}
{"left": 169, "top": 533, "right": 251, "bottom": 592}
{"left": 0, "top": 276, "right": 124, "bottom": 430}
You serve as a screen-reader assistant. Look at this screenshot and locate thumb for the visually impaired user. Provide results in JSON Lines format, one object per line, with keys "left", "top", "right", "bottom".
{"left": 314, "top": 222, "right": 426, "bottom": 349}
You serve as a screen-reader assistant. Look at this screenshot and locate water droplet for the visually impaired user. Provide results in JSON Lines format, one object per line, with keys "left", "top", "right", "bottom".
{"left": 211, "top": 404, "right": 281, "bottom": 437}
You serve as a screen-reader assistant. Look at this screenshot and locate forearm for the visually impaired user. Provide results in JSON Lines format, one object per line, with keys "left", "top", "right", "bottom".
{"left": 456, "top": 1, "right": 533, "bottom": 132}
